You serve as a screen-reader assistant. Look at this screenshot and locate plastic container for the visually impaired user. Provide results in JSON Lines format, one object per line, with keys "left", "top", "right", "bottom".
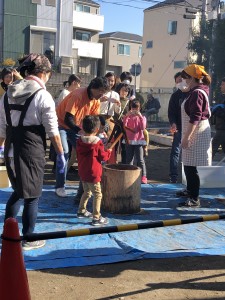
{"left": 0, "top": 166, "right": 11, "bottom": 188}
{"left": 182, "top": 163, "right": 225, "bottom": 188}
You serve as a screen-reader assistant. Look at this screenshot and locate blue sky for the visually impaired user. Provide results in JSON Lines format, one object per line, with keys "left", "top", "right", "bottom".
{"left": 98, "top": 1, "right": 155, "bottom": 36}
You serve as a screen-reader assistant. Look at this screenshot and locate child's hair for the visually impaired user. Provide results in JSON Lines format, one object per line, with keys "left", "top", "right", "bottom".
{"left": 131, "top": 100, "right": 140, "bottom": 109}
{"left": 63, "top": 74, "right": 81, "bottom": 88}
{"left": 82, "top": 115, "right": 100, "bottom": 134}
{"left": 120, "top": 71, "right": 132, "bottom": 83}
{"left": 105, "top": 72, "right": 116, "bottom": 89}
{"left": 1, "top": 67, "right": 13, "bottom": 80}
{"left": 115, "top": 82, "right": 130, "bottom": 94}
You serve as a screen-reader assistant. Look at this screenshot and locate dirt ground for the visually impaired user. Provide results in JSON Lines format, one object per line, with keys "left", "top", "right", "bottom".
{"left": 27, "top": 142, "right": 225, "bottom": 300}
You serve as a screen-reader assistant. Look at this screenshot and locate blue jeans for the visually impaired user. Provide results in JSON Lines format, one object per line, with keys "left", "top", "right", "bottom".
{"left": 55, "top": 128, "right": 79, "bottom": 189}
{"left": 4, "top": 191, "right": 39, "bottom": 235}
{"left": 169, "top": 131, "right": 181, "bottom": 179}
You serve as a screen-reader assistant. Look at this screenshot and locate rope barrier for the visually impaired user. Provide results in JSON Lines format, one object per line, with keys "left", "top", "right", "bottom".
{"left": 16, "top": 213, "right": 225, "bottom": 242}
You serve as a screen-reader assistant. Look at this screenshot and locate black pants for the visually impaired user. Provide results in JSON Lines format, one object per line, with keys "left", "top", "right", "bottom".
{"left": 212, "top": 130, "right": 225, "bottom": 158}
{"left": 5, "top": 191, "right": 39, "bottom": 235}
{"left": 184, "top": 165, "right": 200, "bottom": 200}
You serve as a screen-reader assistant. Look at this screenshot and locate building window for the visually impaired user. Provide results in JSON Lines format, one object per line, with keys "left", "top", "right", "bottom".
{"left": 32, "top": 0, "right": 41, "bottom": 4}
{"left": 46, "top": 0, "right": 56, "bottom": 6}
{"left": 73, "top": 30, "right": 91, "bottom": 41}
{"left": 168, "top": 21, "right": 177, "bottom": 35}
{"left": 174, "top": 61, "right": 186, "bottom": 68}
{"left": 148, "top": 67, "right": 152, "bottom": 73}
{"left": 30, "top": 30, "right": 56, "bottom": 63}
{"left": 117, "top": 44, "right": 130, "bottom": 55}
{"left": 75, "top": 3, "right": 90, "bottom": 13}
{"left": 138, "top": 46, "right": 142, "bottom": 57}
{"left": 146, "top": 41, "right": 153, "bottom": 48}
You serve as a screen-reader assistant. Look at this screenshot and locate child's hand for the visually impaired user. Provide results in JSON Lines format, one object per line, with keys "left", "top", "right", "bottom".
{"left": 78, "top": 129, "right": 85, "bottom": 136}
{"left": 112, "top": 98, "right": 121, "bottom": 105}
{"left": 100, "top": 95, "right": 108, "bottom": 102}
{"left": 106, "top": 143, "right": 112, "bottom": 149}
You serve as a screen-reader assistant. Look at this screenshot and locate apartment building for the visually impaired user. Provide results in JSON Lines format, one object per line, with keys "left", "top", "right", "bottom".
{"left": 140, "top": 0, "right": 201, "bottom": 92}
{"left": 72, "top": 0, "right": 103, "bottom": 77}
{"left": 0, "top": 0, "right": 103, "bottom": 76}
{"left": 99, "top": 31, "right": 142, "bottom": 89}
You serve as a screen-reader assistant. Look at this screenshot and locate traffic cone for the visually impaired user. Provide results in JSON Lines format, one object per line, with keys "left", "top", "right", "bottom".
{"left": 0, "top": 218, "right": 31, "bottom": 300}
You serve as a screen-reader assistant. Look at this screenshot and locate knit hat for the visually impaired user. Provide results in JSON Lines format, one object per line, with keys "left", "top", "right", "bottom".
{"left": 183, "top": 64, "right": 208, "bottom": 79}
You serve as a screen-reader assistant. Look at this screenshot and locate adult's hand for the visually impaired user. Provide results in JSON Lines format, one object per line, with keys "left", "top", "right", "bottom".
{"left": 56, "top": 154, "right": 66, "bottom": 174}
{"left": 181, "top": 137, "right": 190, "bottom": 149}
{"left": 170, "top": 123, "right": 177, "bottom": 134}
{"left": 0, "top": 146, "right": 4, "bottom": 158}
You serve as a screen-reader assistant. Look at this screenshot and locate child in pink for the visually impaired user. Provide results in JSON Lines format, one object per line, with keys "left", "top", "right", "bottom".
{"left": 123, "top": 100, "right": 148, "bottom": 184}
{"left": 76, "top": 115, "right": 112, "bottom": 225}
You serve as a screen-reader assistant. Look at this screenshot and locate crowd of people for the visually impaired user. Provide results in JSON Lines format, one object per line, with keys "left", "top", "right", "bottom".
{"left": 0, "top": 53, "right": 222, "bottom": 250}
{"left": 0, "top": 54, "right": 151, "bottom": 250}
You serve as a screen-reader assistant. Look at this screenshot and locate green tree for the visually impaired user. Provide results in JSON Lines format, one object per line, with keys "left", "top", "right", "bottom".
{"left": 188, "top": 20, "right": 213, "bottom": 69}
{"left": 211, "top": 19, "right": 225, "bottom": 99}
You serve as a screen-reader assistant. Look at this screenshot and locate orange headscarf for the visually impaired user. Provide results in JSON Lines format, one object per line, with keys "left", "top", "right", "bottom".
{"left": 183, "top": 64, "right": 208, "bottom": 79}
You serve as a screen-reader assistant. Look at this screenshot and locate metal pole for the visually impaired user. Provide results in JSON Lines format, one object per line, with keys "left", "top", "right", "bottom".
{"left": 10, "top": 213, "right": 225, "bottom": 242}
{"left": 134, "top": 64, "right": 137, "bottom": 95}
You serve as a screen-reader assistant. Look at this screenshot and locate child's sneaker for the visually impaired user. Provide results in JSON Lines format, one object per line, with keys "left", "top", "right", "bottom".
{"left": 77, "top": 210, "right": 93, "bottom": 218}
{"left": 92, "top": 216, "right": 109, "bottom": 226}
{"left": 141, "top": 176, "right": 148, "bottom": 184}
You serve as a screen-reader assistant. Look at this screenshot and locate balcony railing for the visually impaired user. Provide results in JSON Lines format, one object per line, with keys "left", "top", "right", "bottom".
{"left": 72, "top": 40, "right": 103, "bottom": 59}
{"left": 73, "top": 11, "right": 104, "bottom": 32}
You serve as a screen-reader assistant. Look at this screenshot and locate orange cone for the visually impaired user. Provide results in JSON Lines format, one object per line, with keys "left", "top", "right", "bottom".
{"left": 0, "top": 218, "right": 31, "bottom": 300}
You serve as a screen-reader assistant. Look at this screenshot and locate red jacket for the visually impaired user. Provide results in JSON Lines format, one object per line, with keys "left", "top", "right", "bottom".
{"left": 76, "top": 136, "right": 111, "bottom": 183}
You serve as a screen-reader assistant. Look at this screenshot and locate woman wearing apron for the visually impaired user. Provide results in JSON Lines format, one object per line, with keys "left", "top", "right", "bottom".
{"left": 176, "top": 64, "right": 212, "bottom": 207}
{"left": 0, "top": 54, "right": 65, "bottom": 250}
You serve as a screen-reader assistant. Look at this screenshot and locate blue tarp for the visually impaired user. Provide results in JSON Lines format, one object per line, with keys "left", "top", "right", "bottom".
{"left": 1, "top": 183, "right": 225, "bottom": 270}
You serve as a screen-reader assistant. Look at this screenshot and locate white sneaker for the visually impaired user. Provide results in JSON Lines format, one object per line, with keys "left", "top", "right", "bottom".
{"left": 55, "top": 187, "right": 67, "bottom": 197}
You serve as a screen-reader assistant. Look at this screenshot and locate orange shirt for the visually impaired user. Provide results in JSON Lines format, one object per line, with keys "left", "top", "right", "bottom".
{"left": 57, "top": 87, "right": 100, "bottom": 129}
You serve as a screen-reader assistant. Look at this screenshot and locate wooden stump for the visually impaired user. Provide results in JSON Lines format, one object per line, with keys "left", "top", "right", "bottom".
{"left": 102, "top": 164, "right": 141, "bottom": 214}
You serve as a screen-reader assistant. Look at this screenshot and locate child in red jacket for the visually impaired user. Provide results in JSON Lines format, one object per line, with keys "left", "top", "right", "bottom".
{"left": 76, "top": 115, "right": 112, "bottom": 226}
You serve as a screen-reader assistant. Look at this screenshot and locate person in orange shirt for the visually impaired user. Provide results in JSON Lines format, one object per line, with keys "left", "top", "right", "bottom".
{"left": 55, "top": 77, "right": 109, "bottom": 199}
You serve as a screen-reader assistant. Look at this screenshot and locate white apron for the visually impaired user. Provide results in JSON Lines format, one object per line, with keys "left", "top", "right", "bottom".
{"left": 181, "top": 89, "right": 212, "bottom": 167}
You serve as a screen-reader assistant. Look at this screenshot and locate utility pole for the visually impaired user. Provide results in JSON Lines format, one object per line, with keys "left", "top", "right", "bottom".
{"left": 201, "top": 0, "right": 208, "bottom": 23}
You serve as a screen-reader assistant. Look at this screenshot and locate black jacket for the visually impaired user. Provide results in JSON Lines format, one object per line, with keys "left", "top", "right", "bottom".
{"left": 168, "top": 89, "right": 188, "bottom": 132}
{"left": 212, "top": 102, "right": 225, "bottom": 130}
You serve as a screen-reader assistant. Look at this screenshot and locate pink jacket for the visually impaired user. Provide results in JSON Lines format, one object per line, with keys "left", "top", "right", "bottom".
{"left": 123, "top": 113, "right": 146, "bottom": 144}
